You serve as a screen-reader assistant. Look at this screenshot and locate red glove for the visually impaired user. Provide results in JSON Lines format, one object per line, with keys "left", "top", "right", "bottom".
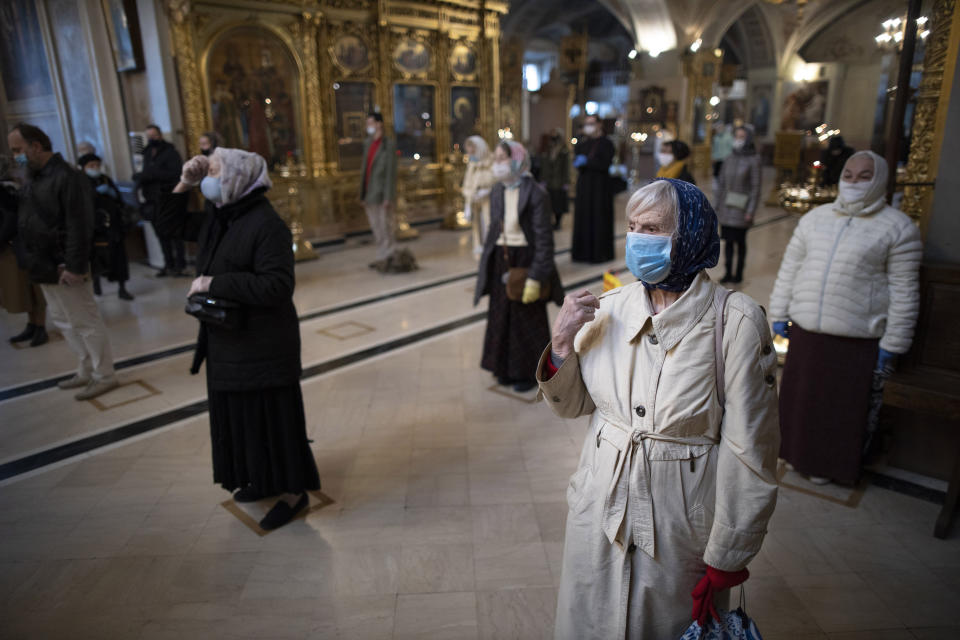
{"left": 543, "top": 355, "right": 559, "bottom": 380}
{"left": 691, "top": 566, "right": 749, "bottom": 627}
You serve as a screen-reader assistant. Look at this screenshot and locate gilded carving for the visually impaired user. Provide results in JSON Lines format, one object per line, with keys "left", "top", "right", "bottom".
{"left": 390, "top": 29, "right": 434, "bottom": 80}
{"left": 448, "top": 38, "right": 478, "bottom": 82}
{"left": 165, "top": 0, "right": 205, "bottom": 156}
{"left": 902, "top": 0, "right": 956, "bottom": 231}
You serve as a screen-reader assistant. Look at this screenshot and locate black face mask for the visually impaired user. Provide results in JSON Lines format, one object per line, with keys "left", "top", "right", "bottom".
{"left": 201, "top": 148, "right": 212, "bottom": 156}
{"left": 146, "top": 139, "right": 160, "bottom": 147}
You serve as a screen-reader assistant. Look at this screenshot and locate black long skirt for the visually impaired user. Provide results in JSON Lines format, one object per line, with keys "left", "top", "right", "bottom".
{"left": 481, "top": 247, "right": 552, "bottom": 383}
{"left": 208, "top": 383, "right": 320, "bottom": 495}
{"left": 779, "top": 324, "right": 878, "bottom": 485}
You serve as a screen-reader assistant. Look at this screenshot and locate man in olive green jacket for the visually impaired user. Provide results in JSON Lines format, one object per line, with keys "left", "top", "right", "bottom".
{"left": 361, "top": 113, "right": 399, "bottom": 268}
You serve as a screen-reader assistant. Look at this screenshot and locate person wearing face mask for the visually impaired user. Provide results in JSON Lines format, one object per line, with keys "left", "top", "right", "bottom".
{"left": 571, "top": 114, "right": 616, "bottom": 263}
{"left": 461, "top": 136, "right": 496, "bottom": 257}
{"left": 134, "top": 124, "right": 185, "bottom": 277}
{"left": 537, "top": 178, "right": 779, "bottom": 639}
{"left": 710, "top": 124, "right": 734, "bottom": 182}
{"left": 474, "top": 141, "right": 564, "bottom": 393}
{"left": 7, "top": 123, "right": 119, "bottom": 399}
{"left": 770, "top": 151, "right": 921, "bottom": 486}
{"left": 157, "top": 148, "right": 321, "bottom": 531}
{"left": 715, "top": 126, "right": 761, "bottom": 284}
{"left": 198, "top": 131, "right": 219, "bottom": 157}
{"left": 0, "top": 154, "right": 49, "bottom": 347}
{"left": 539, "top": 129, "right": 571, "bottom": 230}
{"left": 78, "top": 154, "right": 134, "bottom": 301}
{"left": 361, "top": 112, "right": 417, "bottom": 273}
{"left": 655, "top": 140, "right": 696, "bottom": 185}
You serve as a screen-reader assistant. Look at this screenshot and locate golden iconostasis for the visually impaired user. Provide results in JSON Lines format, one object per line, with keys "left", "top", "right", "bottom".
{"left": 165, "top": 0, "right": 510, "bottom": 242}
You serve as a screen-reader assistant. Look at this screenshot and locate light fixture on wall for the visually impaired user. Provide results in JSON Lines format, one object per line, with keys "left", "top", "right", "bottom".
{"left": 690, "top": 39, "right": 702, "bottom": 53}
{"left": 875, "top": 15, "right": 930, "bottom": 51}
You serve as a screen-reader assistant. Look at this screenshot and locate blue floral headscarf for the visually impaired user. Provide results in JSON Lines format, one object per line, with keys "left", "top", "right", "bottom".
{"left": 643, "top": 178, "right": 720, "bottom": 292}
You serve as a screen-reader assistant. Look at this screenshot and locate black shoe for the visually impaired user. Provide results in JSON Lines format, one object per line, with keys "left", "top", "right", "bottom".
{"left": 118, "top": 288, "right": 134, "bottom": 301}
{"left": 29, "top": 326, "right": 48, "bottom": 347}
{"left": 512, "top": 380, "right": 537, "bottom": 393}
{"left": 156, "top": 269, "right": 169, "bottom": 278}
{"left": 497, "top": 376, "right": 514, "bottom": 386}
{"left": 10, "top": 323, "right": 37, "bottom": 343}
{"left": 259, "top": 493, "right": 309, "bottom": 530}
{"left": 233, "top": 486, "right": 268, "bottom": 503}
{"left": 93, "top": 279, "right": 102, "bottom": 296}
{"left": 731, "top": 275, "right": 743, "bottom": 284}
{"left": 720, "top": 273, "right": 734, "bottom": 283}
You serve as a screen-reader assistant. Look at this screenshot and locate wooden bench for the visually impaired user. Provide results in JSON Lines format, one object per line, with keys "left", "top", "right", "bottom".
{"left": 883, "top": 263, "right": 960, "bottom": 538}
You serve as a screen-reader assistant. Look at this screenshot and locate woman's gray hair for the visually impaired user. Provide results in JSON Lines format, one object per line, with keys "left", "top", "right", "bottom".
{"left": 625, "top": 180, "right": 679, "bottom": 236}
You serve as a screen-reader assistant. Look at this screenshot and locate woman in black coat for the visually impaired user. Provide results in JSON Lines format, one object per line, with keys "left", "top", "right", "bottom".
{"left": 474, "top": 141, "right": 564, "bottom": 392}
{"left": 156, "top": 147, "right": 319, "bottom": 530}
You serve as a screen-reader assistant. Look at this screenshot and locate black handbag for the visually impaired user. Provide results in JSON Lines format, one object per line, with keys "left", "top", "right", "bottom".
{"left": 185, "top": 294, "right": 242, "bottom": 329}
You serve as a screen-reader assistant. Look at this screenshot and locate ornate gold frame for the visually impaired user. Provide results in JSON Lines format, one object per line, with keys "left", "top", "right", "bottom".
{"left": 902, "top": 0, "right": 958, "bottom": 235}
{"left": 165, "top": 0, "right": 507, "bottom": 243}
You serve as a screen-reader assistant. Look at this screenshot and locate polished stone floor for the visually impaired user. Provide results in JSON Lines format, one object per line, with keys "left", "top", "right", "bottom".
{"left": 0, "top": 173, "right": 957, "bottom": 639}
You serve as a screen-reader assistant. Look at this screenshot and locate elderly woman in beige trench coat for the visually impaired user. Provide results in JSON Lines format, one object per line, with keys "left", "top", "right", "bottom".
{"left": 537, "top": 178, "right": 780, "bottom": 639}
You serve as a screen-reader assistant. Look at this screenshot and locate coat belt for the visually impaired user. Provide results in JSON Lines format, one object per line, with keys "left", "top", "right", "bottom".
{"left": 596, "top": 415, "right": 718, "bottom": 559}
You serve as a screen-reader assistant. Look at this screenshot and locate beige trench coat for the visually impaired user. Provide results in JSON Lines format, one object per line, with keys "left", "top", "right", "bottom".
{"left": 537, "top": 274, "right": 780, "bottom": 640}
{"left": 462, "top": 160, "right": 496, "bottom": 255}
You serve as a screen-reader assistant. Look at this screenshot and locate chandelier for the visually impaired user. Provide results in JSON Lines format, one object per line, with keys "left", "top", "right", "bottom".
{"left": 876, "top": 15, "right": 930, "bottom": 51}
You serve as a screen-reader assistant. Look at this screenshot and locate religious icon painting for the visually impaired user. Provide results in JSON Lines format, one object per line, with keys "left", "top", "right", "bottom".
{"left": 449, "top": 42, "right": 478, "bottom": 81}
{"left": 330, "top": 34, "right": 371, "bottom": 74}
{"left": 392, "top": 37, "right": 431, "bottom": 77}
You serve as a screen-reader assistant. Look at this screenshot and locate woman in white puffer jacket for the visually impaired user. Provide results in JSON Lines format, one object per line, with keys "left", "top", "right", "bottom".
{"left": 770, "top": 151, "right": 921, "bottom": 486}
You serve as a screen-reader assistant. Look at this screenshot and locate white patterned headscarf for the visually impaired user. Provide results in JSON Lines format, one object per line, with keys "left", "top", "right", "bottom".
{"left": 213, "top": 147, "right": 272, "bottom": 206}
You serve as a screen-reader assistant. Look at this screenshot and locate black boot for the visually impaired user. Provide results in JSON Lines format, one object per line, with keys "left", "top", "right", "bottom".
{"left": 118, "top": 285, "right": 134, "bottom": 301}
{"left": 92, "top": 276, "right": 102, "bottom": 296}
{"left": 9, "top": 324, "right": 36, "bottom": 343}
{"left": 720, "top": 273, "right": 734, "bottom": 283}
{"left": 29, "top": 326, "right": 48, "bottom": 347}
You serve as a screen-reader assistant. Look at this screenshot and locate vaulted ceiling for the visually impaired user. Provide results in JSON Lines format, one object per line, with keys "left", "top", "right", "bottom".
{"left": 503, "top": 0, "right": 890, "bottom": 71}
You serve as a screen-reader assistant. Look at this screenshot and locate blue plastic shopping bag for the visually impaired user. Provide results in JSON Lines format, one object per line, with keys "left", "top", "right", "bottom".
{"left": 678, "top": 607, "right": 763, "bottom": 640}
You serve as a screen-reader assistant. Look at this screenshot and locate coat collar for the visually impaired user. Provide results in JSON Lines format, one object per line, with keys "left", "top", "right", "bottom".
{"left": 624, "top": 272, "right": 716, "bottom": 351}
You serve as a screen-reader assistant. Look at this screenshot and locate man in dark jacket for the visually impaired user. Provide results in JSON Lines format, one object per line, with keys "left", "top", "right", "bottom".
{"left": 136, "top": 124, "right": 185, "bottom": 277}
{"left": 79, "top": 153, "right": 134, "bottom": 300}
{"left": 7, "top": 123, "right": 118, "bottom": 400}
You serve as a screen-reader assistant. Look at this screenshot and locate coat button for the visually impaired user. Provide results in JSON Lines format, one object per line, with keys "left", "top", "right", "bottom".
{"left": 627, "top": 543, "right": 637, "bottom": 553}
{"left": 764, "top": 374, "right": 776, "bottom": 387}
{"left": 649, "top": 334, "right": 659, "bottom": 345}
{"left": 635, "top": 405, "right": 646, "bottom": 417}
{"left": 762, "top": 344, "right": 772, "bottom": 355}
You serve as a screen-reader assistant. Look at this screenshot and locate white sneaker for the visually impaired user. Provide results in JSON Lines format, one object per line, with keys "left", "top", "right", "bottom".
{"left": 75, "top": 378, "right": 119, "bottom": 401}
{"left": 58, "top": 374, "right": 90, "bottom": 390}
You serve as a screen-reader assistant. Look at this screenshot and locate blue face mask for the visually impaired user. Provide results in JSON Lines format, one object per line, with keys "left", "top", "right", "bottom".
{"left": 200, "top": 176, "right": 222, "bottom": 203}
{"left": 469, "top": 155, "right": 478, "bottom": 163}
{"left": 14, "top": 153, "right": 27, "bottom": 168}
{"left": 625, "top": 232, "right": 672, "bottom": 284}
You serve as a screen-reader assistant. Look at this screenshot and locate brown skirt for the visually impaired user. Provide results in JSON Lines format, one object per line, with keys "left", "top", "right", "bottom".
{"left": 779, "top": 324, "right": 878, "bottom": 485}
{"left": 481, "top": 246, "right": 551, "bottom": 383}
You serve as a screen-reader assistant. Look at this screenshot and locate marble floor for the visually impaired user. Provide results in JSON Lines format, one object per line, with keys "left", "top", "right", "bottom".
{"left": 0, "top": 173, "right": 957, "bottom": 639}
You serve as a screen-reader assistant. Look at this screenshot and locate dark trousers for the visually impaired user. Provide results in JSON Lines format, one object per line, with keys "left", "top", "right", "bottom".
{"left": 712, "top": 160, "right": 723, "bottom": 177}
{"left": 721, "top": 225, "right": 747, "bottom": 279}
{"left": 159, "top": 234, "right": 185, "bottom": 272}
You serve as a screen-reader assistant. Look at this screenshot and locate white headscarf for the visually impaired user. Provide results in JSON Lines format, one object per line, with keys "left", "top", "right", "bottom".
{"left": 834, "top": 150, "right": 888, "bottom": 217}
{"left": 213, "top": 147, "right": 272, "bottom": 206}
{"left": 465, "top": 135, "right": 490, "bottom": 162}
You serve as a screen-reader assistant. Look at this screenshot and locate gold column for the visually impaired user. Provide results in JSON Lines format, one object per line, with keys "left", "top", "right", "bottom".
{"left": 298, "top": 10, "right": 326, "bottom": 178}
{"left": 165, "top": 0, "right": 204, "bottom": 156}
{"left": 902, "top": 0, "right": 959, "bottom": 234}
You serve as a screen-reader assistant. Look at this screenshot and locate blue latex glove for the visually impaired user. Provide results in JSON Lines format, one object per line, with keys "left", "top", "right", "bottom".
{"left": 772, "top": 321, "right": 789, "bottom": 338}
{"left": 96, "top": 183, "right": 117, "bottom": 198}
{"left": 573, "top": 154, "right": 587, "bottom": 168}
{"left": 876, "top": 348, "right": 898, "bottom": 372}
